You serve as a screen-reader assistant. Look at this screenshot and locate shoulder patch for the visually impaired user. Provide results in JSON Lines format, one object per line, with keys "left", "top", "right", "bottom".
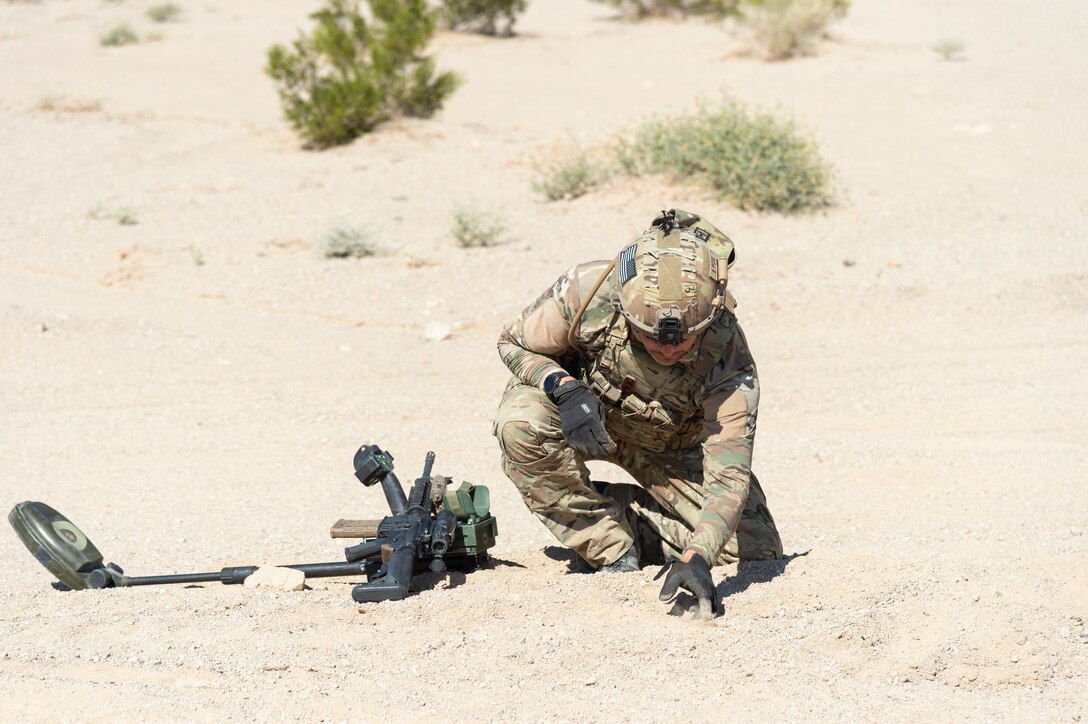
{"left": 618, "top": 243, "right": 637, "bottom": 285}
{"left": 692, "top": 227, "right": 710, "bottom": 242}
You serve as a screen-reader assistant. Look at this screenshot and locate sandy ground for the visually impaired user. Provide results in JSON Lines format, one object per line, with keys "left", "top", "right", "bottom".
{"left": 1, "top": 0, "right": 1086, "bottom": 720}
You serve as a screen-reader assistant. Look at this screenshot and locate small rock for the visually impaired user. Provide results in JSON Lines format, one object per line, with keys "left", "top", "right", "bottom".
{"left": 244, "top": 565, "right": 305, "bottom": 592}
{"left": 1016, "top": 635, "right": 1027, "bottom": 645}
{"left": 423, "top": 321, "right": 452, "bottom": 342}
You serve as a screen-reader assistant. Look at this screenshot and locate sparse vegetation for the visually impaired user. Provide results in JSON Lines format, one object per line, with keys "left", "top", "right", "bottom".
{"left": 87, "top": 204, "right": 140, "bottom": 223}
{"left": 744, "top": 0, "right": 847, "bottom": 60}
{"left": 266, "top": 0, "right": 459, "bottom": 149}
{"left": 534, "top": 99, "right": 833, "bottom": 213}
{"left": 616, "top": 98, "right": 833, "bottom": 213}
{"left": 35, "top": 95, "right": 101, "bottom": 113}
{"left": 451, "top": 206, "right": 507, "bottom": 247}
{"left": 531, "top": 146, "right": 611, "bottom": 202}
{"left": 932, "top": 38, "right": 966, "bottom": 62}
{"left": 146, "top": 3, "right": 182, "bottom": 22}
{"left": 115, "top": 209, "right": 139, "bottom": 225}
{"left": 595, "top": 0, "right": 850, "bottom": 61}
{"left": 591, "top": 0, "right": 741, "bottom": 19}
{"left": 442, "top": 0, "right": 527, "bottom": 35}
{"left": 320, "top": 224, "right": 377, "bottom": 258}
{"left": 99, "top": 24, "right": 139, "bottom": 47}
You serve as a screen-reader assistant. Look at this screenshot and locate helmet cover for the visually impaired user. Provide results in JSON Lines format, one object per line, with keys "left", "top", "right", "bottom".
{"left": 614, "top": 211, "right": 731, "bottom": 345}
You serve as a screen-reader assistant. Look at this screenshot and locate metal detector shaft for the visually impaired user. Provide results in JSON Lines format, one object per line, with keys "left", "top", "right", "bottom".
{"left": 120, "top": 560, "right": 370, "bottom": 587}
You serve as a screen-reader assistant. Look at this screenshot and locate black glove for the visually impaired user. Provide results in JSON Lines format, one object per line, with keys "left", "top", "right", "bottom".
{"left": 552, "top": 380, "right": 616, "bottom": 460}
{"left": 655, "top": 553, "right": 721, "bottom": 619}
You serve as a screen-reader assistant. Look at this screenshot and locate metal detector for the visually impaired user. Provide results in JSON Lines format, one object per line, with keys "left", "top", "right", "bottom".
{"left": 8, "top": 445, "right": 497, "bottom": 602}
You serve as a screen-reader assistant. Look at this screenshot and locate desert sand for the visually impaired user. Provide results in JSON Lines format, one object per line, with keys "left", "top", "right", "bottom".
{"left": 1, "top": 0, "right": 1086, "bottom": 720}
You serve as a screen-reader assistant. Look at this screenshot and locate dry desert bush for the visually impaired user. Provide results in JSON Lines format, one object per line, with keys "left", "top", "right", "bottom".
{"left": 745, "top": 0, "right": 848, "bottom": 60}
{"left": 442, "top": 0, "right": 528, "bottom": 36}
{"left": 146, "top": 3, "right": 183, "bottom": 23}
{"left": 531, "top": 144, "right": 614, "bottom": 201}
{"left": 617, "top": 98, "right": 833, "bottom": 212}
{"left": 533, "top": 99, "right": 833, "bottom": 213}
{"left": 451, "top": 206, "right": 508, "bottom": 247}
{"left": 319, "top": 224, "right": 377, "bottom": 258}
{"left": 932, "top": 38, "right": 966, "bottom": 61}
{"left": 592, "top": 0, "right": 741, "bottom": 19}
{"left": 99, "top": 24, "right": 139, "bottom": 47}
{"left": 35, "top": 95, "right": 101, "bottom": 113}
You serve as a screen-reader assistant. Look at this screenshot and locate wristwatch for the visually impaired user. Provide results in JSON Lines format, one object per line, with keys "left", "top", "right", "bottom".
{"left": 543, "top": 371, "right": 569, "bottom": 401}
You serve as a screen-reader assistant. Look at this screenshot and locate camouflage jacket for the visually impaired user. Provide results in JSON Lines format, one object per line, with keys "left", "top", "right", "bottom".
{"left": 497, "top": 260, "right": 758, "bottom": 564}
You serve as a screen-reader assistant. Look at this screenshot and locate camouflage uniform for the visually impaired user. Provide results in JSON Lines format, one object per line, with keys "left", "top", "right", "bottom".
{"left": 494, "top": 221, "right": 782, "bottom": 569}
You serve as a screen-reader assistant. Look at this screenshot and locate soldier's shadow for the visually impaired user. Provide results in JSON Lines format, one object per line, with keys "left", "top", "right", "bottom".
{"left": 543, "top": 545, "right": 595, "bottom": 574}
{"left": 721, "top": 550, "right": 810, "bottom": 598}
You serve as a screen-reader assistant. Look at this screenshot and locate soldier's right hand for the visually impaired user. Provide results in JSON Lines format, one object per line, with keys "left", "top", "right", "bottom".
{"left": 552, "top": 380, "right": 617, "bottom": 460}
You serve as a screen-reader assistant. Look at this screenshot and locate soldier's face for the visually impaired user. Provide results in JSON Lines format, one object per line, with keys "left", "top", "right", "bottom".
{"left": 632, "top": 330, "right": 698, "bottom": 366}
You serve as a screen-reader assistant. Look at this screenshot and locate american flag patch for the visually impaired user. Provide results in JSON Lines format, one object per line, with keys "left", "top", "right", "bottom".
{"left": 618, "top": 244, "right": 637, "bottom": 285}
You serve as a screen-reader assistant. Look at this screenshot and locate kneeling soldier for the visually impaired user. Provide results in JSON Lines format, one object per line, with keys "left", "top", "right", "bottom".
{"left": 494, "top": 209, "right": 782, "bottom": 616}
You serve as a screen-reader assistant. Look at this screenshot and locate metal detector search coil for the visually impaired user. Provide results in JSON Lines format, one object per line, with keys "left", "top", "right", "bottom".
{"left": 8, "top": 501, "right": 117, "bottom": 591}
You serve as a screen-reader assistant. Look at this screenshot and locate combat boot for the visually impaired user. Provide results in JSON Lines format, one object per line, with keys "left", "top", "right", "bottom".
{"left": 601, "top": 545, "right": 640, "bottom": 573}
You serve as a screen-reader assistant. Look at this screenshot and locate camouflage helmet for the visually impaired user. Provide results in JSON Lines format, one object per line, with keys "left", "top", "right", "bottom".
{"left": 613, "top": 209, "right": 735, "bottom": 346}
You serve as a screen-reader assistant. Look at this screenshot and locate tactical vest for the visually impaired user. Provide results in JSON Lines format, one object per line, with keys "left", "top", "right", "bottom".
{"left": 579, "top": 308, "right": 739, "bottom": 453}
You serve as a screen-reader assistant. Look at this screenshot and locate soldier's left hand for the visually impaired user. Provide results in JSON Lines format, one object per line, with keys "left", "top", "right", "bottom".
{"left": 655, "top": 552, "right": 721, "bottom": 620}
{"left": 552, "top": 379, "right": 617, "bottom": 460}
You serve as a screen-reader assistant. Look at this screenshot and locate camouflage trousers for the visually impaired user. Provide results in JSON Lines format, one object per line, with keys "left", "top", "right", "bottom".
{"left": 494, "top": 380, "right": 782, "bottom": 569}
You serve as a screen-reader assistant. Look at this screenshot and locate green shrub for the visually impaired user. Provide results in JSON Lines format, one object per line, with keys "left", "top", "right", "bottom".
{"left": 743, "top": 0, "right": 848, "bottom": 60}
{"left": 451, "top": 206, "right": 506, "bottom": 247}
{"left": 147, "top": 3, "right": 182, "bottom": 22}
{"left": 115, "top": 209, "right": 139, "bottom": 225}
{"left": 619, "top": 99, "right": 832, "bottom": 213}
{"left": 443, "top": 0, "right": 527, "bottom": 36}
{"left": 100, "top": 24, "right": 139, "bottom": 47}
{"left": 320, "top": 224, "right": 377, "bottom": 258}
{"left": 531, "top": 146, "right": 611, "bottom": 202}
{"left": 592, "top": 0, "right": 740, "bottom": 19}
{"left": 266, "top": 0, "right": 459, "bottom": 149}
{"left": 931, "top": 38, "right": 965, "bottom": 61}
